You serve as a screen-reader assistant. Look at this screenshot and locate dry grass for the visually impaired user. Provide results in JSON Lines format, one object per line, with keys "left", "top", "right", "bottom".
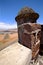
{"left": 0, "top": 33, "right": 18, "bottom": 43}
{"left": 0, "top": 32, "right": 18, "bottom": 50}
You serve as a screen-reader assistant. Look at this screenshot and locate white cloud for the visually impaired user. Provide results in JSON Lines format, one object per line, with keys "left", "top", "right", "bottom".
{"left": 0, "top": 22, "right": 17, "bottom": 30}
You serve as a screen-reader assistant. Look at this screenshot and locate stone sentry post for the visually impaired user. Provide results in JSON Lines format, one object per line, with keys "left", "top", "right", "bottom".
{"left": 15, "top": 7, "right": 41, "bottom": 59}
{"left": 15, "top": 7, "right": 39, "bottom": 42}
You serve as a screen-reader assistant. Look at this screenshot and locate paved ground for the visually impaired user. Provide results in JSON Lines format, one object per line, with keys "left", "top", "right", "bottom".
{"left": 0, "top": 42, "right": 32, "bottom": 65}
{"left": 0, "top": 41, "right": 43, "bottom": 65}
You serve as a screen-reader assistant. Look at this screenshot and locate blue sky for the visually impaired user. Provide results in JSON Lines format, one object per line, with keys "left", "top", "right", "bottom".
{"left": 0, "top": 0, "right": 43, "bottom": 29}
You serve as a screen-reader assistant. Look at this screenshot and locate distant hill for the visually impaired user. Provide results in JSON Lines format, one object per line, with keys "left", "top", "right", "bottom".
{"left": 0, "top": 28, "right": 18, "bottom": 34}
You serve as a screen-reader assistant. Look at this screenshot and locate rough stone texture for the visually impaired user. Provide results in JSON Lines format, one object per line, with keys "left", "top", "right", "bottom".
{"left": 0, "top": 42, "right": 32, "bottom": 65}
{"left": 15, "top": 7, "right": 39, "bottom": 23}
{"left": 17, "top": 23, "right": 41, "bottom": 59}
{"left": 18, "top": 7, "right": 35, "bottom": 15}
{"left": 15, "top": 7, "right": 41, "bottom": 60}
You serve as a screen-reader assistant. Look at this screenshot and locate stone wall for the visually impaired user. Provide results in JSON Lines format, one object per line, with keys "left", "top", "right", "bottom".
{"left": 18, "top": 23, "right": 41, "bottom": 59}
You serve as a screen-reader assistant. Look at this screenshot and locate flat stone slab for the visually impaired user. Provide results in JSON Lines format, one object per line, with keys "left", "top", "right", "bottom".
{"left": 0, "top": 42, "right": 32, "bottom": 65}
